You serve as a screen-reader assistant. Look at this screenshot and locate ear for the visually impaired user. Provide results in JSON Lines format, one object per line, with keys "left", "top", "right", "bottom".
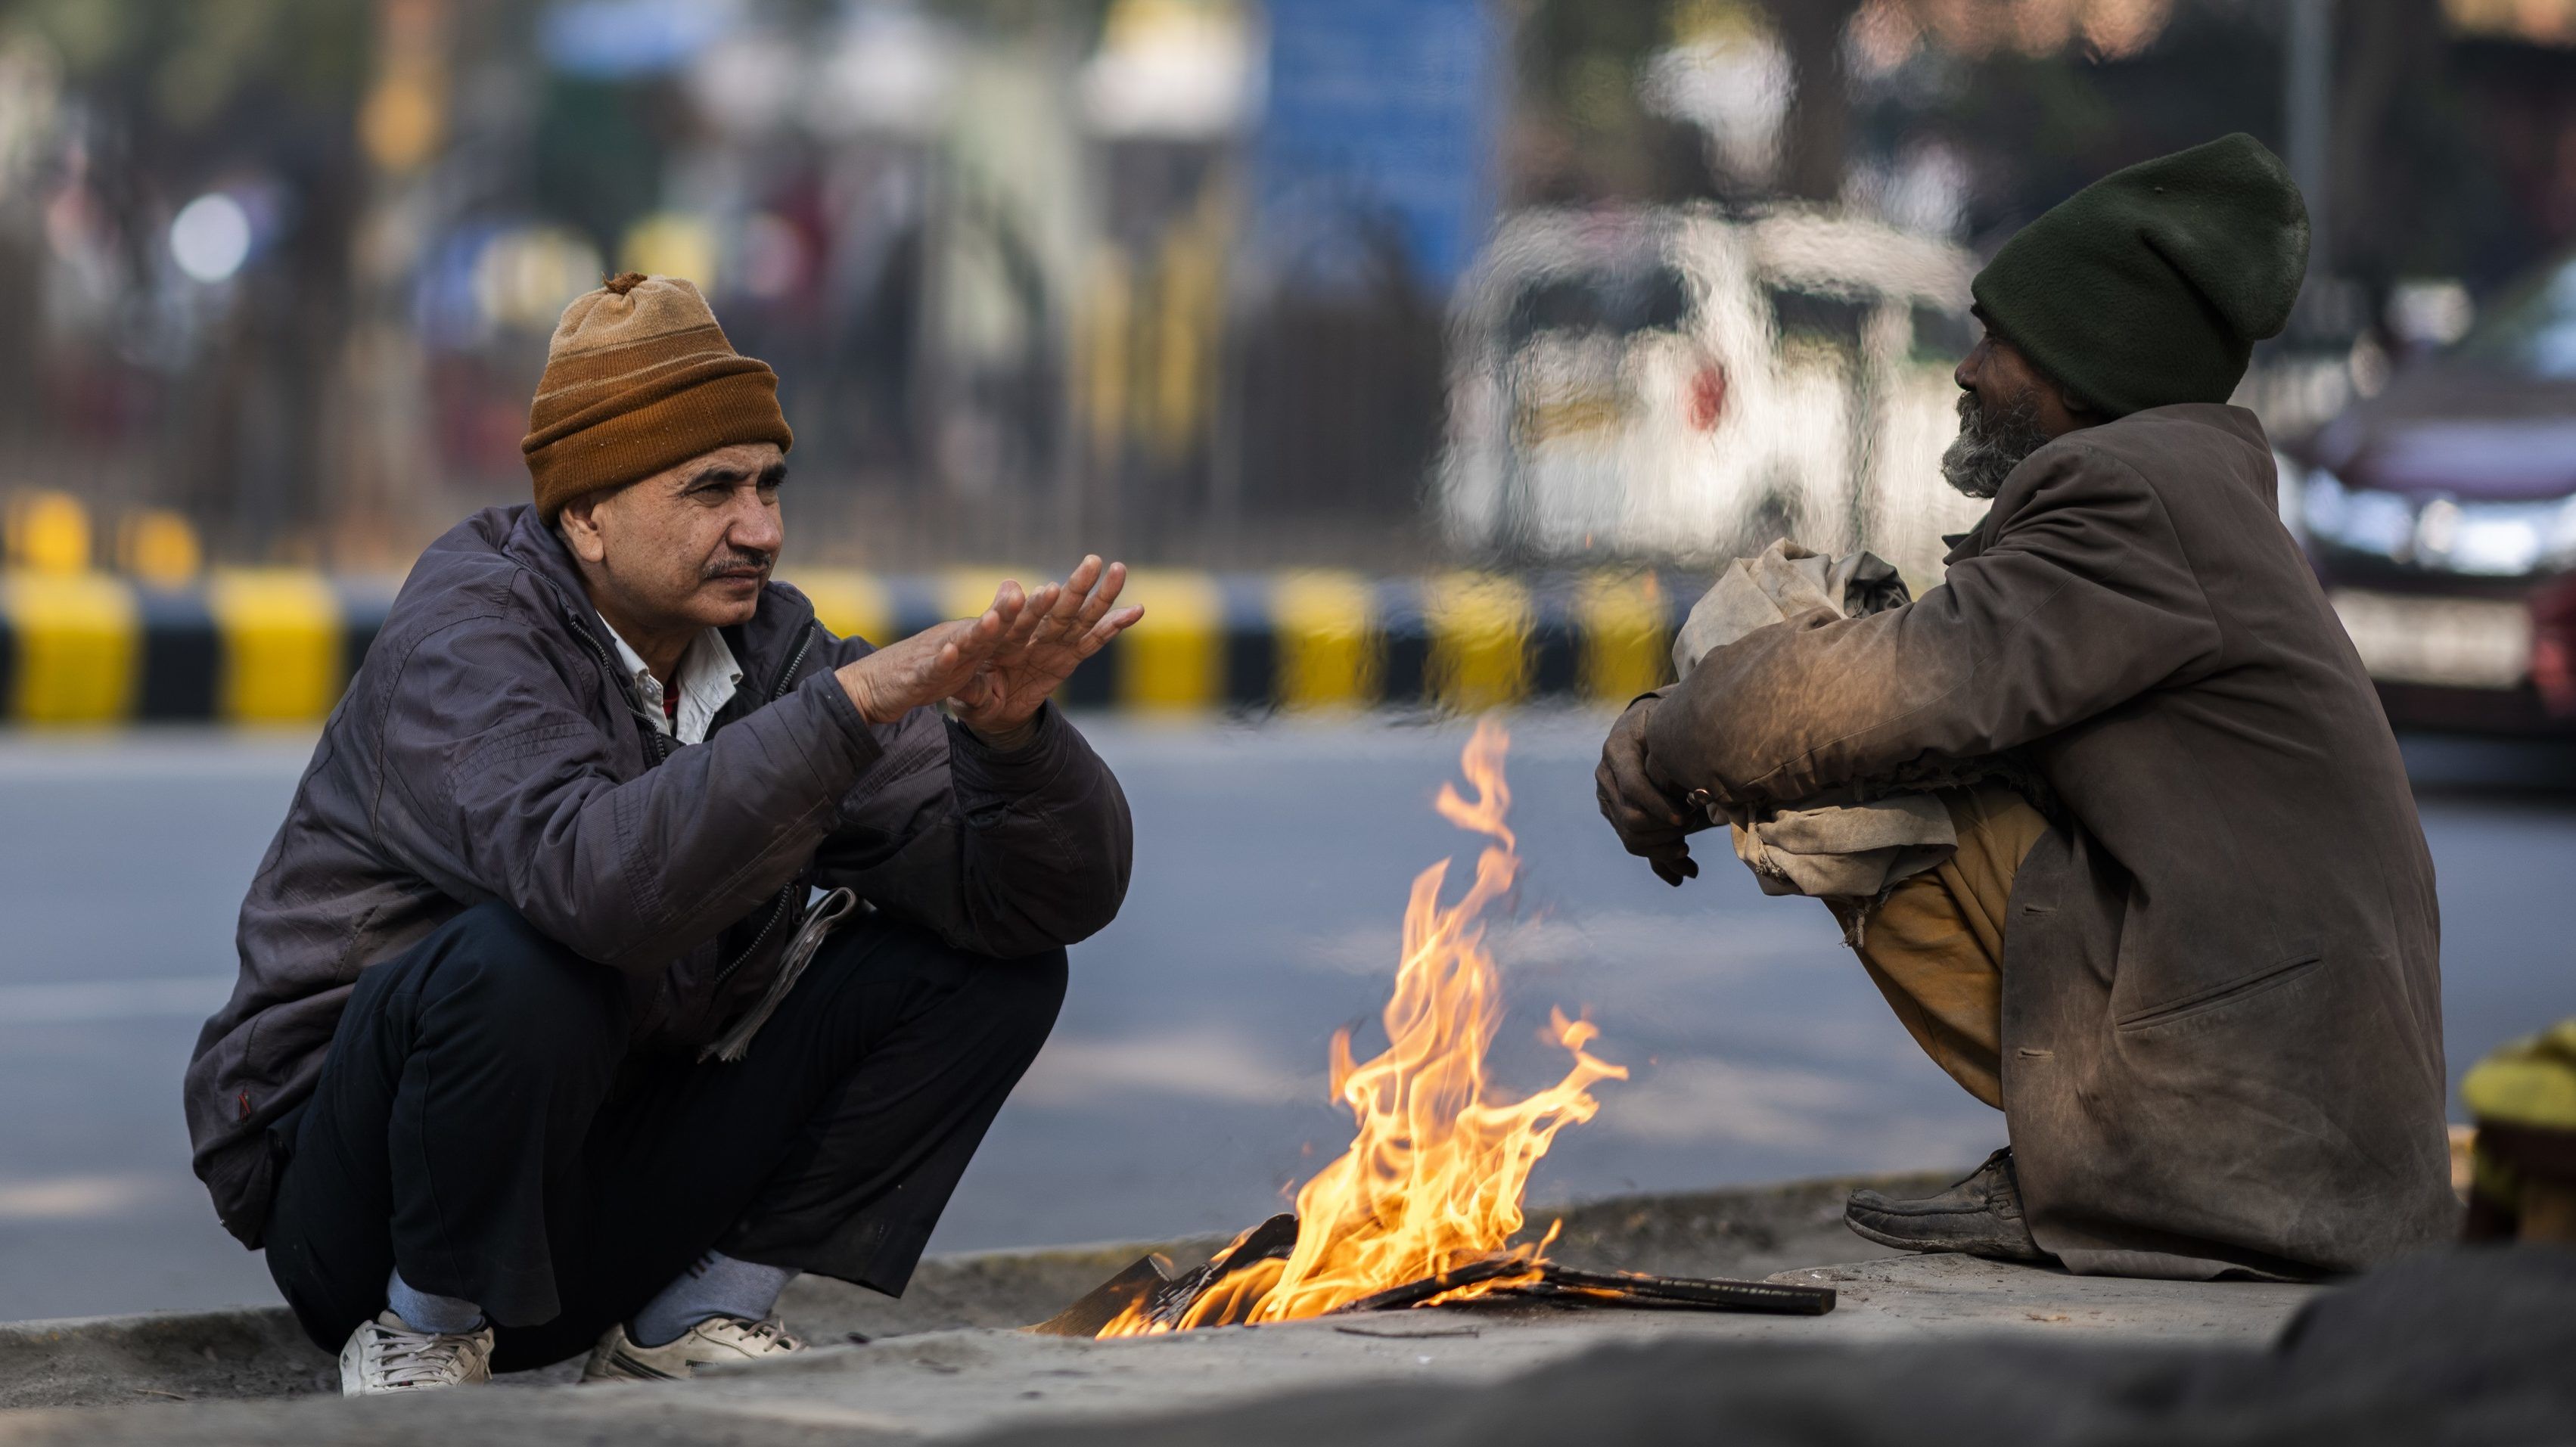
{"left": 557, "top": 492, "right": 608, "bottom": 565}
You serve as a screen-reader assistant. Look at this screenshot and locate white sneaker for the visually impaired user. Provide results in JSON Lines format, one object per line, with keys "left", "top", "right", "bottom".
{"left": 582, "top": 1315, "right": 805, "bottom": 1383}
{"left": 339, "top": 1309, "right": 495, "bottom": 1396}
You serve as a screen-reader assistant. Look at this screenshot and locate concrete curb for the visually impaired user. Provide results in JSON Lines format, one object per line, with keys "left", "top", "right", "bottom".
{"left": 0, "top": 1221, "right": 2340, "bottom": 1447}
{"left": 0, "top": 1306, "right": 325, "bottom": 1410}
{"left": 0, "top": 1171, "right": 1953, "bottom": 1412}
{"left": 0, "top": 1237, "right": 1210, "bottom": 1413}
{"left": 0, "top": 569, "right": 1692, "bottom": 724}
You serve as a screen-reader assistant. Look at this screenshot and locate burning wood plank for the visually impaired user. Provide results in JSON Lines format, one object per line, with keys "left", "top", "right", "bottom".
{"left": 1029, "top": 720, "right": 1836, "bottom": 1340}
{"left": 1032, "top": 1239, "right": 1835, "bottom": 1336}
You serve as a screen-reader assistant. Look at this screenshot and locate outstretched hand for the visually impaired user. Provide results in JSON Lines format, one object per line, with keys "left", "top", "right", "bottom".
{"left": 948, "top": 556, "right": 1144, "bottom": 740}
{"left": 837, "top": 585, "right": 1033, "bottom": 725}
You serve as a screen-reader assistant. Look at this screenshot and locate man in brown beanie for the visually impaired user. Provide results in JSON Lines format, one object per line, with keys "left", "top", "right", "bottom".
{"left": 186, "top": 273, "right": 1143, "bottom": 1393}
{"left": 1597, "top": 135, "right": 2456, "bottom": 1280}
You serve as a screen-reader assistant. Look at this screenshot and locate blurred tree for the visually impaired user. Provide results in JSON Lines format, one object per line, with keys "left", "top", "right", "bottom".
{"left": 1509, "top": 0, "right": 1711, "bottom": 204}
{"left": 1841, "top": 0, "right": 2519, "bottom": 299}
{"left": 532, "top": 75, "right": 674, "bottom": 257}
{"left": 2328, "top": 0, "right": 2513, "bottom": 292}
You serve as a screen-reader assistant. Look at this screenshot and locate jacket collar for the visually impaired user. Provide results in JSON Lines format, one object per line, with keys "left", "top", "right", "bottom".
{"left": 1941, "top": 523, "right": 1990, "bottom": 567}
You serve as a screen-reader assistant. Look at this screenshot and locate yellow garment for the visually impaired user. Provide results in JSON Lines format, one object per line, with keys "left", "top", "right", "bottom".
{"left": 2461, "top": 1017, "right": 2576, "bottom": 1243}
{"left": 1824, "top": 786, "right": 2050, "bottom": 1110}
{"left": 2462, "top": 1018, "right": 2576, "bottom": 1131}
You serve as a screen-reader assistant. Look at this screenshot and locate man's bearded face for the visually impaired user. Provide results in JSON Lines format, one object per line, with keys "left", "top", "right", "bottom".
{"left": 1940, "top": 387, "right": 2052, "bottom": 499}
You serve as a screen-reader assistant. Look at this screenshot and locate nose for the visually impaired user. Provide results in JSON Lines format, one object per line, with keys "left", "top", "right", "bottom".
{"left": 1953, "top": 337, "right": 1987, "bottom": 394}
{"left": 730, "top": 489, "right": 784, "bottom": 557}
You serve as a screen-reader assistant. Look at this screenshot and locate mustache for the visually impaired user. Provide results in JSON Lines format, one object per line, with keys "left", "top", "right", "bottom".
{"left": 701, "top": 548, "right": 775, "bottom": 579}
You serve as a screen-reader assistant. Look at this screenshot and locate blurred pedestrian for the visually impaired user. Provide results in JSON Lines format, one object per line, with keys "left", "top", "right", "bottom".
{"left": 1596, "top": 135, "right": 2456, "bottom": 1281}
{"left": 185, "top": 273, "right": 1144, "bottom": 1393}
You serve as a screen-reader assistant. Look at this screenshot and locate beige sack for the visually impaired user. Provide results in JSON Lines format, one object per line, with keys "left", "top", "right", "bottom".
{"left": 1672, "top": 539, "right": 1950, "bottom": 907}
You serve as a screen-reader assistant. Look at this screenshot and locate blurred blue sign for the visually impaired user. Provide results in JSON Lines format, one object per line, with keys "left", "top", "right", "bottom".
{"left": 539, "top": 0, "right": 733, "bottom": 79}
{"left": 1254, "top": 0, "right": 1499, "bottom": 293}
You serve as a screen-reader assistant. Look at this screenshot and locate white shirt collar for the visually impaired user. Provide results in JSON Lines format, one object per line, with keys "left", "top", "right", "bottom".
{"left": 595, "top": 613, "right": 744, "bottom": 747}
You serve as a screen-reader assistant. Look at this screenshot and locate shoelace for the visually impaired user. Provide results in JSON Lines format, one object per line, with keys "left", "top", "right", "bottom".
{"left": 371, "top": 1322, "right": 482, "bottom": 1388}
{"left": 717, "top": 1316, "right": 803, "bottom": 1353}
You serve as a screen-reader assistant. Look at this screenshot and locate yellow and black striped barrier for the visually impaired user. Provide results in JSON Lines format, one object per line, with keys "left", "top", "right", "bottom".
{"left": 0, "top": 569, "right": 1689, "bottom": 725}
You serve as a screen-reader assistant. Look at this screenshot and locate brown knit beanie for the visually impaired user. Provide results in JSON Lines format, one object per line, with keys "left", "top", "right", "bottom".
{"left": 520, "top": 272, "right": 794, "bottom": 520}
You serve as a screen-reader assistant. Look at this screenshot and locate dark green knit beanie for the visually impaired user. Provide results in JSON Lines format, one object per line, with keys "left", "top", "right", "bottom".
{"left": 1971, "top": 133, "right": 2308, "bottom": 418}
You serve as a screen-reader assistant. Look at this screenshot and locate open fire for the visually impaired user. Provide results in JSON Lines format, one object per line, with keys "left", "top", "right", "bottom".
{"left": 1037, "top": 719, "right": 1835, "bottom": 1337}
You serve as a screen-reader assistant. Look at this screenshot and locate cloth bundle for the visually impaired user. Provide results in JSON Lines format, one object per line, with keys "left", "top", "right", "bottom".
{"left": 1670, "top": 540, "right": 1953, "bottom": 913}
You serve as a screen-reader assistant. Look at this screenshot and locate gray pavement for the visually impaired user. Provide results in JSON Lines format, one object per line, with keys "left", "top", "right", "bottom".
{"left": 0, "top": 1169, "right": 1953, "bottom": 1411}
{"left": 0, "top": 716, "right": 2569, "bottom": 1321}
{"left": 0, "top": 1248, "right": 2321, "bottom": 1444}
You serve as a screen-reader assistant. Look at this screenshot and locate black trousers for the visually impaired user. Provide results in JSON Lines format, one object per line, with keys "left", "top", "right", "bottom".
{"left": 263, "top": 900, "right": 1065, "bottom": 1370}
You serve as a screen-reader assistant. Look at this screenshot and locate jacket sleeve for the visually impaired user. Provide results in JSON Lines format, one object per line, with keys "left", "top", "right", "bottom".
{"left": 372, "top": 589, "right": 887, "bottom": 977}
{"left": 1646, "top": 439, "right": 2223, "bottom": 809}
{"left": 807, "top": 634, "right": 1134, "bottom": 956}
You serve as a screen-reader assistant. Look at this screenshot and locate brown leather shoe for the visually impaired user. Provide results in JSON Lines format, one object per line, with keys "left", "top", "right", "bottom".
{"left": 1843, "top": 1148, "right": 2053, "bottom": 1262}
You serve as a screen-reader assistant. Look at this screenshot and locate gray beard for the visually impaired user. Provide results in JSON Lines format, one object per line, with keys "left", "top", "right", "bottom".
{"left": 1940, "top": 390, "right": 2050, "bottom": 499}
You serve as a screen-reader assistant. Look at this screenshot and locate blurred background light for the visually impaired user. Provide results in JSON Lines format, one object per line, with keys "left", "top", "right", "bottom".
{"left": 118, "top": 508, "right": 204, "bottom": 586}
{"left": 2390, "top": 279, "right": 2477, "bottom": 349}
{"left": 471, "top": 224, "right": 605, "bottom": 330}
{"left": 1643, "top": 15, "right": 1789, "bottom": 185}
{"left": 620, "top": 213, "right": 718, "bottom": 290}
{"left": 685, "top": 32, "right": 803, "bottom": 136}
{"left": 1079, "top": 0, "right": 1255, "bottom": 140}
{"left": 803, "top": 2, "right": 959, "bottom": 139}
{"left": 168, "top": 193, "right": 252, "bottom": 284}
{"left": 5, "top": 490, "right": 92, "bottom": 574}
{"left": 736, "top": 213, "right": 809, "bottom": 301}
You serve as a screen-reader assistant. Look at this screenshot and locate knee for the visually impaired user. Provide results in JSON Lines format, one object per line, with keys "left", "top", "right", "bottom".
{"left": 412, "top": 902, "right": 629, "bottom": 1054}
{"left": 983, "top": 947, "right": 1068, "bottom": 1057}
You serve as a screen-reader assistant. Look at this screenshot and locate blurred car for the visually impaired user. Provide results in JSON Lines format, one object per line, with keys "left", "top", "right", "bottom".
{"left": 2296, "top": 252, "right": 2576, "bottom": 734}
{"left": 1433, "top": 204, "right": 1984, "bottom": 582}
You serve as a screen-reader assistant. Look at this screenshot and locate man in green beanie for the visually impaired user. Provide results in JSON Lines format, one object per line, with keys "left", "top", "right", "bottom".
{"left": 1597, "top": 134, "right": 2457, "bottom": 1278}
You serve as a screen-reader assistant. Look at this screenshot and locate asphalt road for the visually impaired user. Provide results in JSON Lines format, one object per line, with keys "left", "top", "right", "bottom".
{"left": 2, "top": 716, "right": 2568, "bottom": 1321}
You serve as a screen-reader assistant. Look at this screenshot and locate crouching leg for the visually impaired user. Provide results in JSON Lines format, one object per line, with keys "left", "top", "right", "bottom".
{"left": 264, "top": 902, "right": 633, "bottom": 1354}
{"left": 1827, "top": 786, "right": 2052, "bottom": 1262}
{"left": 514, "top": 913, "right": 1067, "bottom": 1375}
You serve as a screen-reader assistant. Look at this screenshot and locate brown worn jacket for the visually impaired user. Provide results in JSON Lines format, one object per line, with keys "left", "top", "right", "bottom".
{"left": 1648, "top": 403, "right": 2457, "bottom": 1278}
{"left": 185, "top": 506, "right": 1133, "bottom": 1246}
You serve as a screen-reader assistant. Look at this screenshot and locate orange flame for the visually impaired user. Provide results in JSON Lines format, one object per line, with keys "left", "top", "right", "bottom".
{"left": 1099, "top": 718, "right": 1626, "bottom": 1336}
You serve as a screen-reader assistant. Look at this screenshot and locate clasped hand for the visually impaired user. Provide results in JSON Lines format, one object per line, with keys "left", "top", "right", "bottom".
{"left": 837, "top": 556, "right": 1144, "bottom": 739}
{"left": 1596, "top": 694, "right": 1709, "bottom": 887}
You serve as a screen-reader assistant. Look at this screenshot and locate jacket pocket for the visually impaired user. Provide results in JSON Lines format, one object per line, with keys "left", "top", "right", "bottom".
{"left": 2115, "top": 951, "right": 2322, "bottom": 1037}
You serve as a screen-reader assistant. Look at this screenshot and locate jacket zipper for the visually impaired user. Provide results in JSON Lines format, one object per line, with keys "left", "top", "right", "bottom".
{"left": 557, "top": 585, "right": 818, "bottom": 991}
{"left": 708, "top": 620, "right": 819, "bottom": 991}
